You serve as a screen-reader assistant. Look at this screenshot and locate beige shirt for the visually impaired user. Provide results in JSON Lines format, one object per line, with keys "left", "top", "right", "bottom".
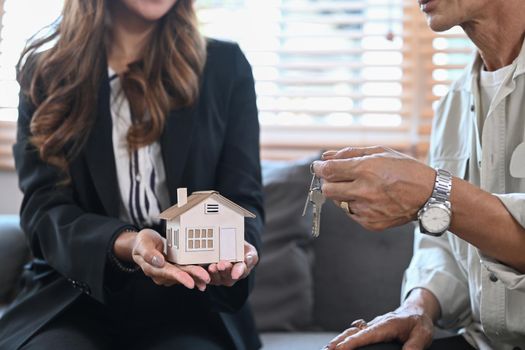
{"left": 402, "top": 39, "right": 525, "bottom": 350}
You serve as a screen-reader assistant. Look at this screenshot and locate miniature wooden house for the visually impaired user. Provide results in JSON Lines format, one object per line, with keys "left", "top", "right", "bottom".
{"left": 159, "top": 188, "right": 256, "bottom": 265}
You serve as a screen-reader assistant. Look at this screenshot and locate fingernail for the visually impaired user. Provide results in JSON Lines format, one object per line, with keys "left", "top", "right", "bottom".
{"left": 246, "top": 254, "right": 254, "bottom": 265}
{"left": 151, "top": 255, "right": 163, "bottom": 267}
{"left": 322, "top": 150, "right": 337, "bottom": 159}
{"left": 311, "top": 161, "right": 320, "bottom": 174}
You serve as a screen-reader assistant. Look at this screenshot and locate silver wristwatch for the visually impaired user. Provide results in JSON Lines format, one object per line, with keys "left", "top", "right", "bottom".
{"left": 417, "top": 168, "right": 452, "bottom": 236}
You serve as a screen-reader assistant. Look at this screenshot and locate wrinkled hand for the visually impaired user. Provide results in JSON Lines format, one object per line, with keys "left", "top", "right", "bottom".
{"left": 324, "top": 307, "right": 434, "bottom": 350}
{"left": 132, "top": 229, "right": 211, "bottom": 291}
{"left": 313, "top": 146, "right": 436, "bottom": 231}
{"left": 207, "top": 242, "right": 259, "bottom": 287}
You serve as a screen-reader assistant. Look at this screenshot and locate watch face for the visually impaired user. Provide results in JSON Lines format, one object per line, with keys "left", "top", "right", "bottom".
{"left": 421, "top": 205, "right": 451, "bottom": 233}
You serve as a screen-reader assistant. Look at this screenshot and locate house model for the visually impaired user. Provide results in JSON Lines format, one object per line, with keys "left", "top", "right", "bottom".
{"left": 158, "top": 188, "right": 256, "bottom": 265}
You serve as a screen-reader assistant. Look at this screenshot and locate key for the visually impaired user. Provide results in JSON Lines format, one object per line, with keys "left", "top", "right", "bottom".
{"left": 310, "top": 188, "right": 325, "bottom": 238}
{"left": 302, "top": 171, "right": 319, "bottom": 216}
{"left": 302, "top": 164, "right": 322, "bottom": 216}
{"left": 302, "top": 163, "right": 325, "bottom": 237}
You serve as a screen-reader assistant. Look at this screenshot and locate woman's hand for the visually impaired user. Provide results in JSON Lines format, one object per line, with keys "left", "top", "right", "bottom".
{"left": 130, "top": 229, "right": 211, "bottom": 291}
{"left": 313, "top": 146, "right": 436, "bottom": 232}
{"left": 324, "top": 289, "right": 439, "bottom": 350}
{"left": 207, "top": 241, "right": 259, "bottom": 287}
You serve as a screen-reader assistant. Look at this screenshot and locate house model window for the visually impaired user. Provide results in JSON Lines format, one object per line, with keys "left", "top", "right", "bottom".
{"left": 187, "top": 228, "right": 214, "bottom": 251}
{"left": 158, "top": 188, "right": 256, "bottom": 265}
{"left": 166, "top": 228, "right": 179, "bottom": 249}
{"left": 167, "top": 228, "right": 172, "bottom": 248}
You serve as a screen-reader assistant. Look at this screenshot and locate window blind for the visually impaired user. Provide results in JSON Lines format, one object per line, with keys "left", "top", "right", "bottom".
{"left": 199, "top": 0, "right": 409, "bottom": 159}
{"left": 402, "top": 1, "right": 473, "bottom": 159}
{"left": 199, "top": 0, "right": 474, "bottom": 160}
{"left": 0, "top": 0, "right": 475, "bottom": 170}
{"left": 0, "top": 0, "right": 15, "bottom": 169}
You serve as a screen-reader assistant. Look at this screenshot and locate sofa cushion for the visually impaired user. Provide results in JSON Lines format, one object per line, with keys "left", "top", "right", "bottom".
{"left": 312, "top": 201, "right": 414, "bottom": 331}
{"left": 249, "top": 156, "right": 318, "bottom": 331}
{"left": 0, "top": 216, "right": 29, "bottom": 303}
{"left": 260, "top": 332, "right": 338, "bottom": 350}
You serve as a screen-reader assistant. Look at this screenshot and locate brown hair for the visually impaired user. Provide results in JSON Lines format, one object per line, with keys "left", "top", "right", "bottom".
{"left": 18, "top": 0, "right": 206, "bottom": 173}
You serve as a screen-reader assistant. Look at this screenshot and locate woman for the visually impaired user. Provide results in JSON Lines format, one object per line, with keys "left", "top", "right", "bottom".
{"left": 0, "top": 0, "right": 264, "bottom": 349}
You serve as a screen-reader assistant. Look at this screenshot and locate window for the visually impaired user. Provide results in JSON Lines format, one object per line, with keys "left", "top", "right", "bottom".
{"left": 198, "top": 0, "right": 474, "bottom": 159}
{"left": 0, "top": 0, "right": 63, "bottom": 169}
{"left": 167, "top": 227, "right": 180, "bottom": 249}
{"left": 205, "top": 203, "right": 219, "bottom": 214}
{"left": 0, "top": 0, "right": 474, "bottom": 169}
{"left": 186, "top": 228, "right": 214, "bottom": 251}
{"left": 401, "top": 4, "right": 473, "bottom": 158}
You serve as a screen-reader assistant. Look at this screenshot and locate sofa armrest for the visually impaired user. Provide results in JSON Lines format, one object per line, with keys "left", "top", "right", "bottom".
{"left": 0, "top": 216, "right": 29, "bottom": 303}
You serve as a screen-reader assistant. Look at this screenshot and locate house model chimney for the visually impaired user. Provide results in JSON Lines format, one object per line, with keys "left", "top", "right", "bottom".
{"left": 177, "top": 188, "right": 188, "bottom": 207}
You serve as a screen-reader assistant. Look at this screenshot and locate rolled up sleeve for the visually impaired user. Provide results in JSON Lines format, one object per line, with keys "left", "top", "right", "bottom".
{"left": 483, "top": 193, "right": 525, "bottom": 289}
{"left": 401, "top": 229, "right": 471, "bottom": 329}
{"left": 494, "top": 193, "right": 525, "bottom": 228}
{"left": 475, "top": 193, "right": 525, "bottom": 342}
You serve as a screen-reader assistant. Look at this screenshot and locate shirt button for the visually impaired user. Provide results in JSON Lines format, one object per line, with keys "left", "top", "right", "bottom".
{"left": 135, "top": 174, "right": 142, "bottom": 182}
{"left": 470, "top": 105, "right": 475, "bottom": 112}
{"left": 477, "top": 160, "right": 482, "bottom": 168}
{"left": 489, "top": 272, "right": 498, "bottom": 282}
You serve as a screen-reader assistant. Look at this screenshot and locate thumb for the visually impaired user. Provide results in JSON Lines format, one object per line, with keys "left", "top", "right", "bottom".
{"left": 401, "top": 328, "right": 432, "bottom": 350}
{"left": 134, "top": 231, "right": 166, "bottom": 268}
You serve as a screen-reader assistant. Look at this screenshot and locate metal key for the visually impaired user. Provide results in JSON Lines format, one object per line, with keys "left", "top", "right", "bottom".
{"left": 302, "top": 171, "right": 318, "bottom": 216}
{"left": 310, "top": 188, "right": 325, "bottom": 237}
{"left": 302, "top": 164, "right": 325, "bottom": 237}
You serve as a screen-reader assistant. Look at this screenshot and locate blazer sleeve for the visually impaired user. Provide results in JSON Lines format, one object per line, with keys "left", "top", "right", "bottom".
{"left": 13, "top": 87, "right": 135, "bottom": 304}
{"left": 207, "top": 43, "right": 265, "bottom": 313}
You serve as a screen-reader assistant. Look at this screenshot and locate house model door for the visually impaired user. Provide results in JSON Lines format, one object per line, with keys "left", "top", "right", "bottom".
{"left": 219, "top": 228, "right": 237, "bottom": 261}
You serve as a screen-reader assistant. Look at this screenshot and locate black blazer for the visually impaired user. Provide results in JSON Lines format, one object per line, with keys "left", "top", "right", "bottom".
{"left": 0, "top": 39, "right": 264, "bottom": 350}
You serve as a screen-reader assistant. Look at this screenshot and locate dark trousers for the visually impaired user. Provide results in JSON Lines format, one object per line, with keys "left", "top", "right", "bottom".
{"left": 20, "top": 294, "right": 234, "bottom": 350}
{"left": 358, "top": 335, "right": 475, "bottom": 350}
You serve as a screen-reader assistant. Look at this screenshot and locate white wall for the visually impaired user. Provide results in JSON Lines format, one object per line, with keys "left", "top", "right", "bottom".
{"left": 0, "top": 171, "right": 22, "bottom": 214}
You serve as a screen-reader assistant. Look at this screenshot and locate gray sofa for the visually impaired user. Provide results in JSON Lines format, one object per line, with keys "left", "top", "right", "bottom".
{"left": 0, "top": 157, "right": 414, "bottom": 349}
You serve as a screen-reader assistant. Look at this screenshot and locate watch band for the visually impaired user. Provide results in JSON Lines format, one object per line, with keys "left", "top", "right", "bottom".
{"left": 417, "top": 168, "right": 453, "bottom": 236}
{"left": 432, "top": 168, "right": 452, "bottom": 205}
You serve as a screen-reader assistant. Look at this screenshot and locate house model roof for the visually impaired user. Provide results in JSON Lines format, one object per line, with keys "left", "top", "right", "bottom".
{"left": 158, "top": 191, "right": 256, "bottom": 220}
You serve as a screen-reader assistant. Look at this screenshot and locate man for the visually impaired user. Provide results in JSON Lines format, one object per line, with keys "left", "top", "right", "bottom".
{"left": 313, "top": 0, "right": 525, "bottom": 349}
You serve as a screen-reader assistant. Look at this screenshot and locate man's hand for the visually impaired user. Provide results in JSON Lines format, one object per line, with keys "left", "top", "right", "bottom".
{"left": 324, "top": 289, "right": 439, "bottom": 350}
{"left": 131, "top": 229, "right": 211, "bottom": 291}
{"left": 207, "top": 241, "right": 259, "bottom": 287}
{"left": 313, "top": 146, "right": 436, "bottom": 231}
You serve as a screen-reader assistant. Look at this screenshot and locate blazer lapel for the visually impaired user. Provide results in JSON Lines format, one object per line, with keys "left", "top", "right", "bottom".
{"left": 160, "top": 105, "right": 197, "bottom": 205}
{"left": 84, "top": 69, "right": 120, "bottom": 218}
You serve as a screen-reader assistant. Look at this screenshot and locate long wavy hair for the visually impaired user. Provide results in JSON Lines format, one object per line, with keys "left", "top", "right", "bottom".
{"left": 18, "top": 0, "right": 206, "bottom": 174}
